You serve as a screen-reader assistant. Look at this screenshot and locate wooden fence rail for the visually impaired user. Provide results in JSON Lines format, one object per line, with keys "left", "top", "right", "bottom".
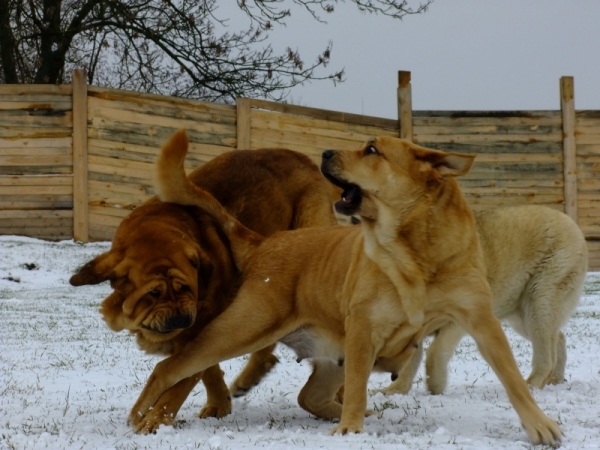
{"left": 1, "top": 69, "right": 599, "bottom": 268}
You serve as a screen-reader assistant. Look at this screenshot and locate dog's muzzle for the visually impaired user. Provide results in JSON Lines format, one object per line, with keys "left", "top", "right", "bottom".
{"left": 321, "top": 150, "right": 363, "bottom": 216}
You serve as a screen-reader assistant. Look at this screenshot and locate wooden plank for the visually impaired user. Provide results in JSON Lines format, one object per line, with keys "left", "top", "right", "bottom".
{"left": 0, "top": 155, "right": 72, "bottom": 166}
{"left": 0, "top": 209, "right": 72, "bottom": 219}
{"left": 0, "top": 147, "right": 72, "bottom": 157}
{"left": 413, "top": 110, "right": 561, "bottom": 120}
{"left": 88, "top": 86, "right": 236, "bottom": 115}
{"left": 88, "top": 226, "right": 116, "bottom": 242}
{"left": 0, "top": 110, "right": 72, "bottom": 127}
{"left": 89, "top": 205, "right": 132, "bottom": 219}
{"left": 88, "top": 138, "right": 229, "bottom": 160}
{"left": 250, "top": 129, "right": 366, "bottom": 154}
{"left": 0, "top": 226, "right": 72, "bottom": 236}
{"left": 417, "top": 140, "right": 562, "bottom": 154}
{"left": 87, "top": 120, "right": 236, "bottom": 149}
{"left": 236, "top": 98, "right": 251, "bottom": 149}
{"left": 88, "top": 155, "right": 154, "bottom": 181}
{"left": 574, "top": 125, "right": 600, "bottom": 136}
{"left": 248, "top": 98, "right": 398, "bottom": 130}
{"left": 87, "top": 96, "right": 236, "bottom": 125}
{"left": 89, "top": 185, "right": 152, "bottom": 208}
{"left": 397, "top": 71, "right": 413, "bottom": 140}
{"left": 0, "top": 185, "right": 72, "bottom": 195}
{"left": 414, "top": 133, "right": 562, "bottom": 144}
{"left": 0, "top": 176, "right": 72, "bottom": 186}
{"left": 251, "top": 111, "right": 397, "bottom": 143}
{"left": 0, "top": 137, "right": 72, "bottom": 148}
{"left": 575, "top": 144, "right": 600, "bottom": 156}
{"left": 460, "top": 186, "right": 562, "bottom": 196}
{"left": 0, "top": 85, "right": 71, "bottom": 95}
{"left": 0, "top": 217, "right": 73, "bottom": 228}
{"left": 0, "top": 100, "right": 72, "bottom": 110}
{"left": 0, "top": 126, "right": 72, "bottom": 139}
{"left": 90, "top": 211, "right": 129, "bottom": 228}
{"left": 575, "top": 135, "right": 600, "bottom": 145}
{"left": 413, "top": 124, "right": 562, "bottom": 135}
{"left": 0, "top": 200, "right": 72, "bottom": 209}
{"left": 464, "top": 193, "right": 563, "bottom": 204}
{"left": 469, "top": 153, "right": 562, "bottom": 163}
{"left": 88, "top": 104, "right": 236, "bottom": 136}
{"left": 460, "top": 178, "right": 563, "bottom": 188}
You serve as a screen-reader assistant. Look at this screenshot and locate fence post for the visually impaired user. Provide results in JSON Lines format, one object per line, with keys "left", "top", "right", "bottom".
{"left": 397, "top": 71, "right": 413, "bottom": 141}
{"left": 72, "top": 69, "right": 89, "bottom": 242}
{"left": 236, "top": 98, "right": 251, "bottom": 149}
{"left": 560, "top": 76, "right": 578, "bottom": 223}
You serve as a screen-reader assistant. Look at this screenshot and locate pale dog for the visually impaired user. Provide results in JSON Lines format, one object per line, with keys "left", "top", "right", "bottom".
{"left": 381, "top": 205, "right": 587, "bottom": 396}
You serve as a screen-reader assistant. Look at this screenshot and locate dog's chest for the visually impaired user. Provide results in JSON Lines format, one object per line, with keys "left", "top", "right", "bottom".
{"left": 279, "top": 328, "right": 343, "bottom": 363}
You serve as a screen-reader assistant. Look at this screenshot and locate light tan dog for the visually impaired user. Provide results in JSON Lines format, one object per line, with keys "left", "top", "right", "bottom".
{"left": 129, "top": 131, "right": 561, "bottom": 445}
{"left": 382, "top": 205, "right": 587, "bottom": 395}
{"left": 70, "top": 144, "right": 338, "bottom": 429}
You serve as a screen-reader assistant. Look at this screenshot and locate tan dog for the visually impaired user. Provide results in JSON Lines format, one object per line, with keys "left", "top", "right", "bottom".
{"left": 129, "top": 131, "right": 561, "bottom": 445}
{"left": 70, "top": 144, "right": 338, "bottom": 429}
{"left": 381, "top": 205, "right": 587, "bottom": 395}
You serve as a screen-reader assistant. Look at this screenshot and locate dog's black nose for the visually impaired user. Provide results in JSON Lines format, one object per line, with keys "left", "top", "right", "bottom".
{"left": 322, "top": 149, "right": 335, "bottom": 160}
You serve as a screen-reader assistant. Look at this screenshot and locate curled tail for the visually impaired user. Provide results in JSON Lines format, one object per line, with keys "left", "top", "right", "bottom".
{"left": 155, "top": 129, "right": 263, "bottom": 270}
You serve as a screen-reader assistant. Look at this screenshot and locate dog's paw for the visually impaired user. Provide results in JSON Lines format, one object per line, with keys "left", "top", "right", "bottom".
{"left": 522, "top": 416, "right": 562, "bottom": 446}
{"left": 329, "top": 422, "right": 364, "bottom": 435}
{"left": 371, "top": 384, "right": 410, "bottom": 396}
{"left": 128, "top": 409, "right": 146, "bottom": 428}
{"left": 198, "top": 401, "right": 232, "bottom": 419}
{"left": 133, "top": 410, "right": 174, "bottom": 435}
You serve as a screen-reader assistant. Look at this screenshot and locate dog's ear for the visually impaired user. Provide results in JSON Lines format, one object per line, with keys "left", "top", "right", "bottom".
{"left": 70, "top": 252, "right": 128, "bottom": 286}
{"left": 413, "top": 147, "right": 475, "bottom": 177}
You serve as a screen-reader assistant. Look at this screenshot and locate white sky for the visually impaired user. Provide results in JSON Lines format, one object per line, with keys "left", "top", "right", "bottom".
{"left": 224, "top": 0, "right": 600, "bottom": 118}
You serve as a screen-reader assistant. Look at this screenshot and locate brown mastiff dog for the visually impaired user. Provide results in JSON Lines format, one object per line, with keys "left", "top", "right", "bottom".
{"left": 70, "top": 140, "right": 338, "bottom": 429}
{"left": 129, "top": 130, "right": 561, "bottom": 445}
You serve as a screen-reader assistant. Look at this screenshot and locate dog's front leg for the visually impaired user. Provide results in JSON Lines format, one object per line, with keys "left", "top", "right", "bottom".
{"left": 330, "top": 310, "right": 376, "bottom": 435}
{"left": 134, "top": 372, "right": 203, "bottom": 434}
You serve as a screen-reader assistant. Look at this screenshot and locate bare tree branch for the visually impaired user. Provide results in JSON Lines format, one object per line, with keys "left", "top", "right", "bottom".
{"left": 0, "top": 0, "right": 431, "bottom": 102}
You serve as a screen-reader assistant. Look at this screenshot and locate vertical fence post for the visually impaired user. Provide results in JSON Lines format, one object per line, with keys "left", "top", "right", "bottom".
{"left": 560, "top": 76, "right": 578, "bottom": 223}
{"left": 236, "top": 98, "right": 251, "bottom": 149}
{"left": 397, "top": 71, "right": 413, "bottom": 141}
{"left": 72, "top": 69, "right": 89, "bottom": 242}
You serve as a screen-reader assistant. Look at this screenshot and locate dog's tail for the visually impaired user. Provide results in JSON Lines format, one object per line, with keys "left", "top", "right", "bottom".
{"left": 155, "top": 129, "right": 263, "bottom": 270}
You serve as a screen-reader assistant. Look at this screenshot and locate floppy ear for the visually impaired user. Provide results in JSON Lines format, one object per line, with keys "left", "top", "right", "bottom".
{"left": 413, "top": 147, "right": 475, "bottom": 177}
{"left": 70, "top": 252, "right": 128, "bottom": 286}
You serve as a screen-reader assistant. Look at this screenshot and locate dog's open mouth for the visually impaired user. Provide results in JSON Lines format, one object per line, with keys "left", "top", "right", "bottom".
{"left": 322, "top": 172, "right": 363, "bottom": 216}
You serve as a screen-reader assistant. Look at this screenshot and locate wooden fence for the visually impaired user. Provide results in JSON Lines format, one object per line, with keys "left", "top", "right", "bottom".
{"left": 1, "top": 70, "right": 599, "bottom": 268}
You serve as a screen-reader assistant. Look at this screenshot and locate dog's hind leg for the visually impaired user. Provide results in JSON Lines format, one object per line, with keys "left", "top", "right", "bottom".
{"left": 425, "top": 323, "right": 466, "bottom": 394}
{"left": 229, "top": 344, "right": 279, "bottom": 397}
{"left": 374, "top": 342, "right": 423, "bottom": 396}
{"left": 298, "top": 360, "right": 346, "bottom": 420}
{"left": 199, "top": 364, "right": 233, "bottom": 419}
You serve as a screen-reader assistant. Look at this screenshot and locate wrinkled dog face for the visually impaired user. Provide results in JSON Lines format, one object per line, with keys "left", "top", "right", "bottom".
{"left": 71, "top": 236, "right": 206, "bottom": 344}
{"left": 320, "top": 137, "right": 475, "bottom": 220}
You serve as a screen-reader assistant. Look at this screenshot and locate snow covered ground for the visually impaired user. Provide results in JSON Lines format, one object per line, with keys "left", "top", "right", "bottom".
{"left": 1, "top": 235, "right": 599, "bottom": 450}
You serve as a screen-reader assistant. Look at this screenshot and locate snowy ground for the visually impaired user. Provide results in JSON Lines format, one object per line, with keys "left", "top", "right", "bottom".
{"left": 0, "top": 235, "right": 599, "bottom": 450}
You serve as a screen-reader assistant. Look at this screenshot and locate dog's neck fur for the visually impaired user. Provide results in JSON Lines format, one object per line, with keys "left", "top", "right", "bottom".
{"left": 360, "top": 176, "right": 477, "bottom": 325}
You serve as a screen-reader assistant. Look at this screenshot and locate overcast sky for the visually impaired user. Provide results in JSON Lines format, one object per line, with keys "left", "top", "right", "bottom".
{"left": 229, "top": 0, "right": 600, "bottom": 119}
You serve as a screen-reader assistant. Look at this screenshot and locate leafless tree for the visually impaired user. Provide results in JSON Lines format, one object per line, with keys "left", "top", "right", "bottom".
{"left": 0, "top": 0, "right": 431, "bottom": 102}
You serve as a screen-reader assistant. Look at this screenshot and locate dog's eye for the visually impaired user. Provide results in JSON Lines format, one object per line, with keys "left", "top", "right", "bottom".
{"left": 364, "top": 145, "right": 379, "bottom": 156}
{"left": 149, "top": 288, "right": 162, "bottom": 299}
